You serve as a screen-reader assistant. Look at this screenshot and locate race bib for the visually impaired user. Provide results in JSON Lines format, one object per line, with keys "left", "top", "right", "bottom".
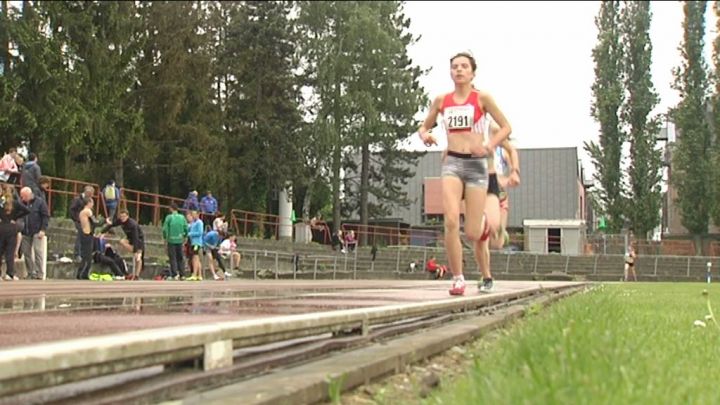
{"left": 444, "top": 105, "right": 474, "bottom": 130}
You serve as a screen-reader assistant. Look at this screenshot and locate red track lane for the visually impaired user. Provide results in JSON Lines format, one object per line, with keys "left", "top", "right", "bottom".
{"left": 0, "top": 280, "right": 580, "bottom": 349}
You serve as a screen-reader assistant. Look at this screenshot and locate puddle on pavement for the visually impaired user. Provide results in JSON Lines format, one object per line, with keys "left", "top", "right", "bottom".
{"left": 0, "top": 289, "right": 375, "bottom": 316}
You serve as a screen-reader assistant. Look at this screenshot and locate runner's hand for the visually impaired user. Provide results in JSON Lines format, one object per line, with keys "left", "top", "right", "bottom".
{"left": 508, "top": 171, "right": 520, "bottom": 187}
{"left": 421, "top": 132, "right": 437, "bottom": 147}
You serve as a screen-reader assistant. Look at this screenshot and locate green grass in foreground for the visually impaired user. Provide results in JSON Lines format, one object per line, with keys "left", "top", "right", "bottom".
{"left": 424, "top": 283, "right": 720, "bottom": 405}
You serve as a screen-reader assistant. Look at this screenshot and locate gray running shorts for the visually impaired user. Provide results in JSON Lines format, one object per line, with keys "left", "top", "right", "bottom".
{"left": 441, "top": 152, "right": 489, "bottom": 188}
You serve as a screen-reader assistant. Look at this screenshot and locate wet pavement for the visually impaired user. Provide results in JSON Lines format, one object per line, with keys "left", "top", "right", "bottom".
{"left": 0, "top": 279, "right": 581, "bottom": 348}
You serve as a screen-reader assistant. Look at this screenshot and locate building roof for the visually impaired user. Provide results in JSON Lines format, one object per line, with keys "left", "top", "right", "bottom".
{"left": 523, "top": 219, "right": 586, "bottom": 227}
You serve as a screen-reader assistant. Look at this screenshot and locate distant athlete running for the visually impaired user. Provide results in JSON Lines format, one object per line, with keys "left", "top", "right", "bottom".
{"left": 475, "top": 121, "right": 521, "bottom": 292}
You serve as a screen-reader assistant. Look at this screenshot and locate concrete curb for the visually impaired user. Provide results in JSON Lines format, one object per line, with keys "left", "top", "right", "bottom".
{"left": 177, "top": 286, "right": 584, "bottom": 405}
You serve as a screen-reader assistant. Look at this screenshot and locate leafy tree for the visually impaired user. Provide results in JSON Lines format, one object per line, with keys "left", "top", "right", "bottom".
{"left": 585, "top": 0, "right": 625, "bottom": 234}
{"left": 621, "top": 0, "right": 663, "bottom": 238}
{"left": 671, "top": 0, "right": 712, "bottom": 236}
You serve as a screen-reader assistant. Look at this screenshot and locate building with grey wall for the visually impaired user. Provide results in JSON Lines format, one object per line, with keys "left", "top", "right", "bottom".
{"left": 376, "top": 147, "right": 588, "bottom": 228}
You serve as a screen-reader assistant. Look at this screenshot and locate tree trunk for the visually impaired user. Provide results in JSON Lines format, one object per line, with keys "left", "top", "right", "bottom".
{"left": 53, "top": 136, "right": 67, "bottom": 217}
{"left": 331, "top": 127, "right": 341, "bottom": 234}
{"left": 114, "top": 158, "right": 124, "bottom": 187}
{"left": 1, "top": 0, "right": 8, "bottom": 77}
{"left": 359, "top": 142, "right": 370, "bottom": 245}
{"left": 302, "top": 177, "right": 314, "bottom": 221}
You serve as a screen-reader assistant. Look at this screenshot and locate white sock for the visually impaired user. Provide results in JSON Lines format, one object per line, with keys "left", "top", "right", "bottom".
{"left": 454, "top": 274, "right": 465, "bottom": 282}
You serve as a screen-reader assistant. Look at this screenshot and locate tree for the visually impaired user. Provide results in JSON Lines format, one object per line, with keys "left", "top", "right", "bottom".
{"left": 0, "top": 0, "right": 33, "bottom": 152}
{"left": 222, "top": 1, "right": 303, "bottom": 213}
{"left": 56, "top": 1, "right": 144, "bottom": 183}
{"left": 585, "top": 0, "right": 625, "bottom": 234}
{"left": 297, "top": 1, "right": 426, "bottom": 233}
{"left": 621, "top": 0, "right": 663, "bottom": 239}
{"left": 133, "top": 1, "right": 221, "bottom": 200}
{"left": 711, "top": 0, "right": 720, "bottom": 227}
{"left": 339, "top": 1, "right": 427, "bottom": 241}
{"left": 8, "top": 1, "right": 87, "bottom": 179}
{"left": 671, "top": 0, "right": 712, "bottom": 236}
{"left": 296, "top": 1, "right": 356, "bottom": 232}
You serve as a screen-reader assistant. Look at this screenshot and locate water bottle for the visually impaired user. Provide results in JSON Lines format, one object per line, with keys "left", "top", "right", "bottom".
{"left": 707, "top": 262, "right": 712, "bottom": 284}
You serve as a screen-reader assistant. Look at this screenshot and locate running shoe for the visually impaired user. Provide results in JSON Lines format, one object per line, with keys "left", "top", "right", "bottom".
{"left": 100, "top": 274, "right": 114, "bottom": 281}
{"left": 449, "top": 277, "right": 466, "bottom": 296}
{"left": 89, "top": 272, "right": 100, "bottom": 281}
{"left": 224, "top": 271, "right": 232, "bottom": 279}
{"left": 479, "top": 278, "right": 494, "bottom": 293}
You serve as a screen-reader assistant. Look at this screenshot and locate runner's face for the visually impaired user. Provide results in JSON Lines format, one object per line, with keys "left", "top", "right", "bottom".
{"left": 450, "top": 56, "right": 474, "bottom": 84}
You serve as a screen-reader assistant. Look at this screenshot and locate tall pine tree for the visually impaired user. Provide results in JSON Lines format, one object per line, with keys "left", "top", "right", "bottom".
{"left": 297, "top": 1, "right": 426, "bottom": 232}
{"left": 57, "top": 1, "right": 144, "bottom": 182}
{"left": 586, "top": 0, "right": 625, "bottom": 234}
{"left": 711, "top": 0, "right": 720, "bottom": 227}
{"left": 671, "top": 0, "right": 712, "bottom": 236}
{"left": 222, "top": 1, "right": 302, "bottom": 213}
{"left": 621, "top": 1, "right": 663, "bottom": 239}
{"left": 340, "top": 1, "right": 427, "bottom": 238}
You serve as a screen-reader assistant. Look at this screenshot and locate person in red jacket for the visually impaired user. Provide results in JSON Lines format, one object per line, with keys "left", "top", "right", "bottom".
{"left": 425, "top": 255, "right": 447, "bottom": 279}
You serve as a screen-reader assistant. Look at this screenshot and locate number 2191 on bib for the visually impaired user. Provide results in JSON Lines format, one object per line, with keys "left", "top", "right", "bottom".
{"left": 445, "top": 105, "right": 473, "bottom": 130}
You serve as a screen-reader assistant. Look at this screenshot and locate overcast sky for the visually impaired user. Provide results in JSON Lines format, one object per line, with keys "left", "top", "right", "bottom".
{"left": 399, "top": 1, "right": 718, "bottom": 176}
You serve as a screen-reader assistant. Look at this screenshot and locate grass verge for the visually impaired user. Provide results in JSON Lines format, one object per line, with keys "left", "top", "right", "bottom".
{"left": 423, "top": 283, "right": 720, "bottom": 404}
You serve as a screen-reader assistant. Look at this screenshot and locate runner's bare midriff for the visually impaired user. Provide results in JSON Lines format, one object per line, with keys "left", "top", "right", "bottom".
{"left": 447, "top": 130, "right": 486, "bottom": 155}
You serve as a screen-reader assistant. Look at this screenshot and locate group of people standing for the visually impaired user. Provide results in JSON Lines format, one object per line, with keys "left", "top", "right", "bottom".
{"left": 70, "top": 185, "right": 146, "bottom": 280}
{"left": 162, "top": 204, "right": 241, "bottom": 281}
{"left": 68, "top": 184, "right": 241, "bottom": 281}
{"left": 0, "top": 148, "right": 49, "bottom": 281}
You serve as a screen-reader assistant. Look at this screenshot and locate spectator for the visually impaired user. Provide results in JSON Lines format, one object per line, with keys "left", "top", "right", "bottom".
{"left": 200, "top": 191, "right": 218, "bottom": 228}
{"left": 162, "top": 203, "right": 188, "bottom": 280}
{"left": 100, "top": 209, "right": 145, "bottom": 280}
{"left": 186, "top": 210, "right": 204, "bottom": 281}
{"left": 101, "top": 180, "right": 121, "bottom": 221}
{"left": 0, "top": 147, "right": 20, "bottom": 184}
{"left": 76, "top": 197, "right": 99, "bottom": 280}
{"left": 183, "top": 190, "right": 199, "bottom": 212}
{"left": 20, "top": 152, "right": 42, "bottom": 197}
{"left": 219, "top": 234, "right": 242, "bottom": 272}
{"left": 426, "top": 255, "right": 447, "bottom": 280}
{"left": 203, "top": 228, "right": 228, "bottom": 280}
{"left": 371, "top": 244, "right": 378, "bottom": 262}
{"left": 310, "top": 214, "right": 325, "bottom": 243}
{"left": 0, "top": 184, "right": 29, "bottom": 281}
{"left": 69, "top": 186, "right": 95, "bottom": 262}
{"left": 212, "top": 212, "right": 228, "bottom": 234}
{"left": 344, "top": 230, "right": 357, "bottom": 252}
{"left": 38, "top": 176, "right": 50, "bottom": 203}
{"left": 331, "top": 229, "right": 343, "bottom": 252}
{"left": 92, "top": 235, "right": 129, "bottom": 279}
{"left": 19, "top": 187, "right": 49, "bottom": 280}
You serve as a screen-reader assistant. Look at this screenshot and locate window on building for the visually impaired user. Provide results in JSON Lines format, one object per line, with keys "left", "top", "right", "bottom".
{"left": 548, "top": 228, "right": 561, "bottom": 253}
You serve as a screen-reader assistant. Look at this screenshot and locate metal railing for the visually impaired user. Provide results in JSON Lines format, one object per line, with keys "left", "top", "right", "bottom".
{"left": 43, "top": 176, "right": 107, "bottom": 219}
{"left": 271, "top": 243, "right": 720, "bottom": 281}
{"left": 230, "top": 210, "right": 281, "bottom": 240}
